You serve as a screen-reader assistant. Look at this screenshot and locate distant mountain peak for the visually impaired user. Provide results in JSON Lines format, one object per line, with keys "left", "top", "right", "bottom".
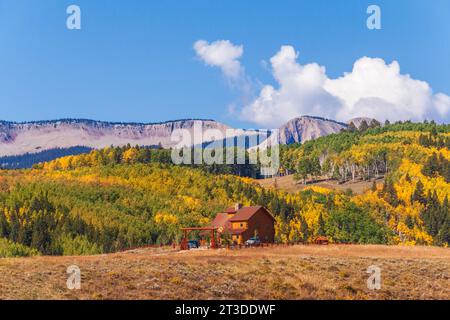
{"left": 278, "top": 116, "right": 347, "bottom": 145}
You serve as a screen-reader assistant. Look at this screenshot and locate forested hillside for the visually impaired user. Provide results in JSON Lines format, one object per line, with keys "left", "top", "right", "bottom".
{"left": 280, "top": 120, "right": 450, "bottom": 246}
{"left": 0, "top": 163, "right": 296, "bottom": 256}
{"left": 0, "top": 120, "right": 449, "bottom": 257}
{"left": 33, "top": 144, "right": 262, "bottom": 178}
{"left": 0, "top": 146, "right": 92, "bottom": 169}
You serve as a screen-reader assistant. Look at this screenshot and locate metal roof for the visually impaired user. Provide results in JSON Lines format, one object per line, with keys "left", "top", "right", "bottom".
{"left": 228, "top": 206, "right": 275, "bottom": 222}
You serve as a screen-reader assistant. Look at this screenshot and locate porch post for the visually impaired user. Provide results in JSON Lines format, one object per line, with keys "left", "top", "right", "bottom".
{"left": 210, "top": 229, "right": 217, "bottom": 249}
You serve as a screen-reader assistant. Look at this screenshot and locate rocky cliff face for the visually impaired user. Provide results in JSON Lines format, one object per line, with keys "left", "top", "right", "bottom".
{"left": 0, "top": 119, "right": 230, "bottom": 156}
{"left": 278, "top": 116, "right": 347, "bottom": 144}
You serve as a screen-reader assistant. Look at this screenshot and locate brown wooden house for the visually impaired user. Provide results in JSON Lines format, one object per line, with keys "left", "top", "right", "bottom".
{"left": 211, "top": 203, "right": 275, "bottom": 244}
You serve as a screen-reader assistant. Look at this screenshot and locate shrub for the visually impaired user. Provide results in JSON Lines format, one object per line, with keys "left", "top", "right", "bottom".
{"left": 0, "top": 238, "right": 40, "bottom": 258}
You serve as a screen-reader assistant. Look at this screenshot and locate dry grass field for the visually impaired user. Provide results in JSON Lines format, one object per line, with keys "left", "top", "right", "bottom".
{"left": 257, "top": 175, "right": 384, "bottom": 194}
{"left": 0, "top": 245, "right": 448, "bottom": 300}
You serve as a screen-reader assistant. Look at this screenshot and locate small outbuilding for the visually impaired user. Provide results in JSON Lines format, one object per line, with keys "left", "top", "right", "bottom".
{"left": 314, "top": 236, "right": 329, "bottom": 245}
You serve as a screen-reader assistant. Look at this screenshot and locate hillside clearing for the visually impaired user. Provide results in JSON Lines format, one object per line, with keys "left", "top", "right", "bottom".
{"left": 0, "top": 245, "right": 448, "bottom": 300}
{"left": 257, "top": 174, "right": 384, "bottom": 194}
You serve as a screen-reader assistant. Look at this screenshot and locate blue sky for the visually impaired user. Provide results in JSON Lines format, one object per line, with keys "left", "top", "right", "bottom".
{"left": 0, "top": 0, "right": 449, "bottom": 128}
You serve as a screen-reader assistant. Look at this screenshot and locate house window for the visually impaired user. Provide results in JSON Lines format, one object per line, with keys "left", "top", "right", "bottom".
{"left": 240, "top": 223, "right": 244, "bottom": 228}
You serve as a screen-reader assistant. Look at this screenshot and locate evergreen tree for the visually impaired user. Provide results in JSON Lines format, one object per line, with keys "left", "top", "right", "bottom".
{"left": 436, "top": 196, "right": 450, "bottom": 245}
{"left": 411, "top": 180, "right": 426, "bottom": 205}
{"left": 422, "top": 153, "right": 440, "bottom": 177}
{"left": 317, "top": 213, "right": 326, "bottom": 236}
{"left": 405, "top": 215, "right": 414, "bottom": 229}
{"left": 9, "top": 211, "right": 20, "bottom": 243}
{"left": 0, "top": 211, "right": 8, "bottom": 237}
{"left": 418, "top": 134, "right": 431, "bottom": 147}
{"left": 383, "top": 179, "right": 399, "bottom": 206}
{"left": 420, "top": 191, "right": 447, "bottom": 241}
{"left": 300, "top": 215, "right": 309, "bottom": 243}
{"left": 31, "top": 211, "right": 52, "bottom": 254}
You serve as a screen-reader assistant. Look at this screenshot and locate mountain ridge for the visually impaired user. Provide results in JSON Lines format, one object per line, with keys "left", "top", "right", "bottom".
{"left": 0, "top": 118, "right": 216, "bottom": 126}
{"left": 0, "top": 118, "right": 230, "bottom": 156}
{"left": 0, "top": 115, "right": 364, "bottom": 160}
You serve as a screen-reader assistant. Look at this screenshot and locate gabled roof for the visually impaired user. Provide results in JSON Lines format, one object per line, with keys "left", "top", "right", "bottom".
{"left": 210, "top": 212, "right": 231, "bottom": 229}
{"left": 210, "top": 206, "right": 275, "bottom": 233}
{"left": 223, "top": 207, "right": 238, "bottom": 214}
{"left": 228, "top": 206, "right": 275, "bottom": 222}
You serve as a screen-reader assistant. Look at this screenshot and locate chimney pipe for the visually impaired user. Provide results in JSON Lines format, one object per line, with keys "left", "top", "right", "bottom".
{"left": 235, "top": 203, "right": 242, "bottom": 211}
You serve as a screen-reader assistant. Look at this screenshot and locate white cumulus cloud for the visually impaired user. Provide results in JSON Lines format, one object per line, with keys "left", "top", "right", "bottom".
{"left": 195, "top": 41, "right": 450, "bottom": 127}
{"left": 324, "top": 57, "right": 449, "bottom": 123}
{"left": 241, "top": 45, "right": 342, "bottom": 127}
{"left": 194, "top": 40, "right": 244, "bottom": 81}
{"left": 245, "top": 46, "right": 450, "bottom": 127}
